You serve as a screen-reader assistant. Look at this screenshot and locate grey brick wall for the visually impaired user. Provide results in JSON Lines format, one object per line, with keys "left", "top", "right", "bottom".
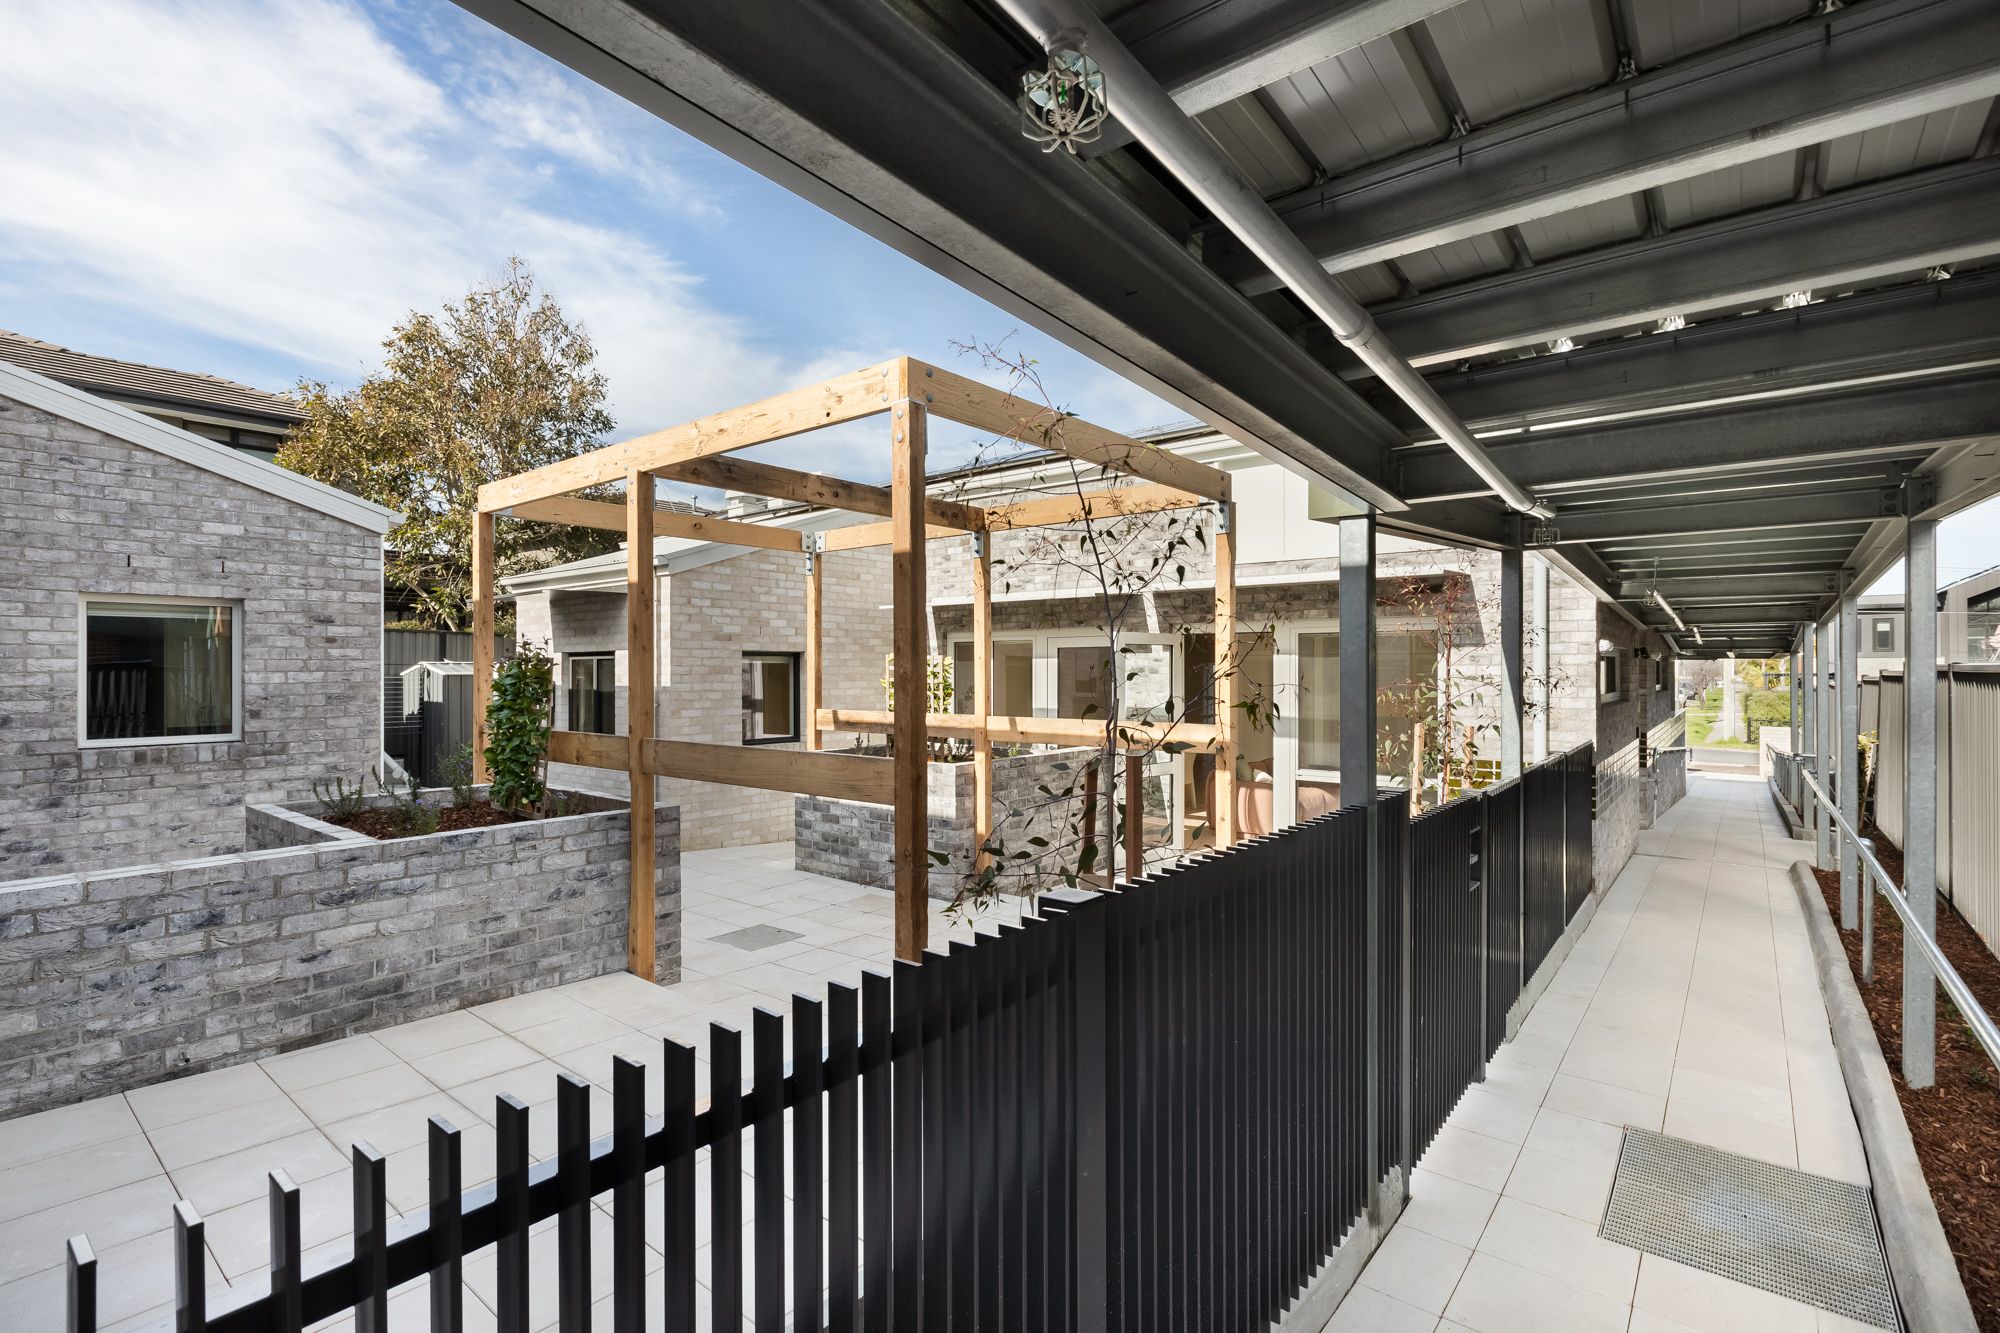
{"left": 516, "top": 544, "right": 892, "bottom": 851}
{"left": 0, "top": 790, "right": 679, "bottom": 1118}
{"left": 0, "top": 393, "right": 382, "bottom": 880}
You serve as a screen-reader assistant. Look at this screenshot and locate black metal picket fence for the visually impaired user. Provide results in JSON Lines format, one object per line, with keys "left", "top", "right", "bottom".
{"left": 66, "top": 746, "right": 1594, "bottom": 1333}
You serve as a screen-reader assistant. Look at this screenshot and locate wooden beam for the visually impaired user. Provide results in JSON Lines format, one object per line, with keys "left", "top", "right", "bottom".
{"left": 818, "top": 520, "right": 964, "bottom": 553}
{"left": 1214, "top": 501, "right": 1239, "bottom": 849}
{"left": 656, "top": 453, "right": 982, "bottom": 531}
{"left": 645, "top": 739, "right": 894, "bottom": 804}
{"left": 803, "top": 542, "right": 823, "bottom": 753}
{"left": 626, "top": 470, "right": 657, "bottom": 981}
{"left": 972, "top": 535, "right": 994, "bottom": 877}
{"left": 815, "top": 709, "right": 1224, "bottom": 751}
{"left": 547, "top": 729, "right": 625, "bottom": 768}
{"left": 546, "top": 729, "right": 895, "bottom": 804}
{"left": 477, "top": 360, "right": 906, "bottom": 509}
{"left": 891, "top": 397, "right": 929, "bottom": 962}
{"left": 470, "top": 510, "right": 494, "bottom": 785}
{"left": 981, "top": 483, "right": 1206, "bottom": 531}
{"left": 915, "top": 361, "right": 1232, "bottom": 502}
{"left": 499, "top": 495, "right": 803, "bottom": 552}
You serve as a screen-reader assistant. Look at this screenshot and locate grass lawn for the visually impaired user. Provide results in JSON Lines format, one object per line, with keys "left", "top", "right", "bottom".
{"left": 1686, "top": 709, "right": 1757, "bottom": 749}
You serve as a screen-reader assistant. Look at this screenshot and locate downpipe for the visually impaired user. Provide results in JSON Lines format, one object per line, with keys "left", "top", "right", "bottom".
{"left": 996, "top": 0, "right": 1553, "bottom": 520}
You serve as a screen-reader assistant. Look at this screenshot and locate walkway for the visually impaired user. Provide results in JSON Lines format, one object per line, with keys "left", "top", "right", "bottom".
{"left": 0, "top": 845, "right": 1019, "bottom": 1331}
{"left": 1327, "top": 772, "right": 1873, "bottom": 1333}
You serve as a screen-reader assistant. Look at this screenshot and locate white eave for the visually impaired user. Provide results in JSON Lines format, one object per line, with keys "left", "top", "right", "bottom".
{"left": 0, "top": 359, "right": 400, "bottom": 535}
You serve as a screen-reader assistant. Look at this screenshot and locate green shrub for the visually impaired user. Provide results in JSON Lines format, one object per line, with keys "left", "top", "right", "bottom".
{"left": 485, "top": 643, "right": 556, "bottom": 813}
{"left": 439, "top": 742, "right": 477, "bottom": 809}
{"left": 312, "top": 773, "right": 368, "bottom": 821}
{"left": 1743, "top": 688, "right": 1790, "bottom": 741}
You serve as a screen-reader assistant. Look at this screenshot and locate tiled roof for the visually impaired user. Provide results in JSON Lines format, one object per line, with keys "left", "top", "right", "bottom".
{"left": 0, "top": 329, "right": 305, "bottom": 424}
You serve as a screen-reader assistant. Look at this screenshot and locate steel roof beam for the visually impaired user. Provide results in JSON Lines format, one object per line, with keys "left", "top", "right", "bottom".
{"left": 1364, "top": 158, "right": 2000, "bottom": 365}
{"left": 1396, "top": 373, "right": 2000, "bottom": 501}
{"left": 1360, "top": 275, "right": 2000, "bottom": 432}
{"left": 1618, "top": 574, "right": 1842, "bottom": 601}
{"left": 1212, "top": 0, "right": 2000, "bottom": 290}
{"left": 1539, "top": 490, "right": 1898, "bottom": 545}
{"left": 1646, "top": 605, "right": 1823, "bottom": 626}
{"left": 1103, "top": 0, "right": 1454, "bottom": 121}
{"left": 452, "top": 0, "right": 1408, "bottom": 509}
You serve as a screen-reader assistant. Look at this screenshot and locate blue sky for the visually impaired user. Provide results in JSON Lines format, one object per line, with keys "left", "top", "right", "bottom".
{"left": 0, "top": 0, "right": 1179, "bottom": 488}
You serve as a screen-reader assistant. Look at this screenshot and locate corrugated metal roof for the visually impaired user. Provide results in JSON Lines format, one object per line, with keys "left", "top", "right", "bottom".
{"left": 1615, "top": 0, "right": 1812, "bottom": 69}
{"left": 1819, "top": 98, "right": 1994, "bottom": 191}
{"left": 1395, "top": 231, "right": 1517, "bottom": 289}
{"left": 1260, "top": 33, "right": 1449, "bottom": 175}
{"left": 1656, "top": 150, "right": 1799, "bottom": 229}
{"left": 1513, "top": 194, "right": 1649, "bottom": 261}
{"left": 1422, "top": 0, "right": 1615, "bottom": 126}
{"left": 1194, "top": 97, "right": 1312, "bottom": 195}
{"left": 0, "top": 329, "right": 304, "bottom": 424}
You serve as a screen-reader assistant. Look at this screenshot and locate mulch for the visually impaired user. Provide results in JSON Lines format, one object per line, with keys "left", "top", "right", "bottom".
{"left": 329, "top": 800, "right": 528, "bottom": 841}
{"left": 1812, "top": 838, "right": 2000, "bottom": 1329}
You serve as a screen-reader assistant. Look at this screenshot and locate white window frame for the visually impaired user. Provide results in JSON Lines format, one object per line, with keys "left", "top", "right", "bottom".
{"left": 77, "top": 593, "right": 244, "bottom": 748}
{"left": 1599, "top": 650, "right": 1624, "bottom": 704}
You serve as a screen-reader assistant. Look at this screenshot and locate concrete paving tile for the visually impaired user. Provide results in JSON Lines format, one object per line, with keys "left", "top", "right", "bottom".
{"left": 125, "top": 1062, "right": 285, "bottom": 1131}
{"left": 0, "top": 1094, "right": 138, "bottom": 1172}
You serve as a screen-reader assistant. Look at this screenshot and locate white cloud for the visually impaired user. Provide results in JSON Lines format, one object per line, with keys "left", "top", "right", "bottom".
{"left": 0, "top": 0, "right": 825, "bottom": 437}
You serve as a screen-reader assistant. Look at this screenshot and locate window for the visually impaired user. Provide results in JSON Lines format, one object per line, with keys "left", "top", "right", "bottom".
{"left": 950, "top": 639, "right": 1035, "bottom": 717}
{"left": 1655, "top": 657, "right": 1669, "bottom": 692}
{"left": 1598, "top": 651, "right": 1623, "bottom": 702}
{"left": 565, "top": 654, "right": 616, "bottom": 735}
{"left": 1872, "top": 617, "right": 1895, "bottom": 653}
{"left": 742, "top": 652, "right": 800, "bottom": 744}
{"left": 81, "top": 598, "right": 238, "bottom": 744}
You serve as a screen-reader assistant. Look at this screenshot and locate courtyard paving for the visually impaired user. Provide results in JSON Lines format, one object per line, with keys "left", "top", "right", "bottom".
{"left": 0, "top": 843, "right": 1020, "bottom": 1330}
{"left": 1324, "top": 772, "right": 1876, "bottom": 1333}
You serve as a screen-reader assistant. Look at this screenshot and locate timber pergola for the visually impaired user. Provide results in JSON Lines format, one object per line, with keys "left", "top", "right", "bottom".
{"left": 471, "top": 356, "right": 1237, "bottom": 972}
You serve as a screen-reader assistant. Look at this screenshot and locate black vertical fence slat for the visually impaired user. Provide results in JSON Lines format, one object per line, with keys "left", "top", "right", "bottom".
{"left": 862, "top": 967, "right": 894, "bottom": 1333}
{"left": 795, "top": 994, "right": 826, "bottom": 1333}
{"left": 555, "top": 1074, "right": 592, "bottom": 1332}
{"left": 427, "top": 1117, "right": 464, "bottom": 1333}
{"left": 352, "top": 1143, "right": 388, "bottom": 1333}
{"left": 610, "top": 1056, "right": 645, "bottom": 1333}
{"left": 919, "top": 953, "right": 949, "bottom": 1332}
{"left": 712, "top": 1023, "right": 745, "bottom": 1333}
{"left": 173, "top": 1200, "right": 206, "bottom": 1332}
{"left": 753, "top": 1008, "right": 787, "bottom": 1333}
{"left": 889, "top": 959, "right": 922, "bottom": 1333}
{"left": 66, "top": 1237, "right": 95, "bottom": 1333}
{"left": 494, "top": 1096, "right": 531, "bottom": 1333}
{"left": 828, "top": 983, "right": 861, "bottom": 1333}
{"left": 88, "top": 751, "right": 1600, "bottom": 1333}
{"left": 269, "top": 1171, "right": 303, "bottom": 1333}
{"left": 660, "top": 1041, "right": 698, "bottom": 1333}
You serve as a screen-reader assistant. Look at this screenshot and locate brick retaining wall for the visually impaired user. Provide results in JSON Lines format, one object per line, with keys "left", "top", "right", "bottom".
{"left": 0, "top": 789, "right": 678, "bottom": 1118}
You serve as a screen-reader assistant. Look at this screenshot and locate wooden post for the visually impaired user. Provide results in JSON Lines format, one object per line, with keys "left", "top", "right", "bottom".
{"left": 890, "top": 395, "right": 929, "bottom": 961}
{"left": 972, "top": 534, "right": 994, "bottom": 876}
{"left": 1124, "top": 752, "right": 1143, "bottom": 883}
{"left": 471, "top": 509, "right": 495, "bottom": 784}
{"left": 804, "top": 539, "right": 823, "bottom": 752}
{"left": 626, "top": 470, "right": 657, "bottom": 980}
{"left": 1214, "top": 501, "right": 1239, "bottom": 847}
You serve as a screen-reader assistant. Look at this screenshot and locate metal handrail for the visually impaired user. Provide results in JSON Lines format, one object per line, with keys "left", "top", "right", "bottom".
{"left": 1795, "top": 764, "right": 2000, "bottom": 1075}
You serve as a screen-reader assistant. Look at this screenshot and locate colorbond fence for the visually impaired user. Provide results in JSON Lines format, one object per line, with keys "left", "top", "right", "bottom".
{"left": 67, "top": 747, "right": 1595, "bottom": 1333}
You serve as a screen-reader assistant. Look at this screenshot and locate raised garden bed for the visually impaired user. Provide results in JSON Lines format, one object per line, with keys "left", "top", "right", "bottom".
{"left": 1812, "top": 847, "right": 2000, "bottom": 1329}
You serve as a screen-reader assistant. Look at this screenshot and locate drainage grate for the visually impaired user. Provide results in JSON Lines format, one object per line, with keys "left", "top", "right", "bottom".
{"left": 1600, "top": 1128, "right": 1898, "bottom": 1330}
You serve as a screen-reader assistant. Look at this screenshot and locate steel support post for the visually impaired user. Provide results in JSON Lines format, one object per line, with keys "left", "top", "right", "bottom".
{"left": 1904, "top": 517, "right": 1940, "bottom": 1089}
{"left": 1838, "top": 583, "right": 1861, "bottom": 928}
{"left": 1813, "top": 620, "right": 1831, "bottom": 865}
{"left": 1500, "top": 548, "right": 1525, "bottom": 781}
{"left": 1340, "top": 515, "right": 1383, "bottom": 1213}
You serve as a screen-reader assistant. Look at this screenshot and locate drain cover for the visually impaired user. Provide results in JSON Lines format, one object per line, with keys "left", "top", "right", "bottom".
{"left": 1601, "top": 1129, "right": 1898, "bottom": 1330}
{"left": 711, "top": 924, "right": 804, "bottom": 951}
